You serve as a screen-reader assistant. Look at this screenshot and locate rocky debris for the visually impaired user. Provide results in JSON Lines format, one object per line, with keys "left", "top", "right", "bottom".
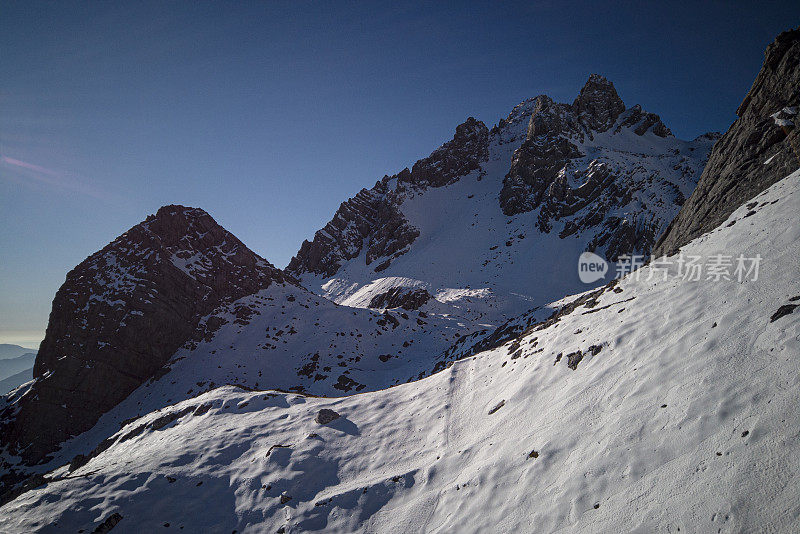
{"left": 315, "top": 408, "right": 341, "bottom": 424}
{"left": 0, "top": 205, "right": 287, "bottom": 465}
{"left": 367, "top": 287, "right": 432, "bottom": 311}
{"left": 654, "top": 29, "right": 800, "bottom": 257}
{"left": 92, "top": 513, "right": 123, "bottom": 534}
{"left": 433, "top": 281, "right": 623, "bottom": 374}
{"left": 280, "top": 492, "right": 292, "bottom": 504}
{"left": 770, "top": 304, "right": 798, "bottom": 322}
{"left": 286, "top": 118, "right": 488, "bottom": 279}
{"left": 565, "top": 351, "right": 584, "bottom": 370}
{"left": 488, "top": 400, "right": 505, "bottom": 415}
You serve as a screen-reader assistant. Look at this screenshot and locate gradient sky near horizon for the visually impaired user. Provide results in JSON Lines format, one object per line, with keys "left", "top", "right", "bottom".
{"left": 1, "top": 1, "right": 798, "bottom": 349}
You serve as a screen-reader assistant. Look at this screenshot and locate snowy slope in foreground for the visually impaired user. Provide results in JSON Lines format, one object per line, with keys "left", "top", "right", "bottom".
{"left": 3, "top": 172, "right": 799, "bottom": 532}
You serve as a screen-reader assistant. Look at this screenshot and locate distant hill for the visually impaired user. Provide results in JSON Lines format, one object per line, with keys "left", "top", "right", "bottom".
{"left": 0, "top": 353, "right": 36, "bottom": 382}
{"left": 0, "top": 344, "right": 37, "bottom": 360}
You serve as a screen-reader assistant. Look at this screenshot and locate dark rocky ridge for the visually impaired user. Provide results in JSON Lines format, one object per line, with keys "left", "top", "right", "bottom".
{"left": 0, "top": 206, "right": 287, "bottom": 465}
{"left": 654, "top": 28, "right": 800, "bottom": 257}
{"left": 500, "top": 75, "right": 672, "bottom": 217}
{"left": 289, "top": 75, "right": 692, "bottom": 280}
{"left": 287, "top": 118, "right": 489, "bottom": 277}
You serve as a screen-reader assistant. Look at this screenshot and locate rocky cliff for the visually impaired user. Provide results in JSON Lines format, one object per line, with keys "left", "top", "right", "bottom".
{"left": 287, "top": 117, "right": 490, "bottom": 278}
{"left": 0, "top": 206, "right": 287, "bottom": 465}
{"left": 654, "top": 28, "right": 800, "bottom": 257}
{"left": 288, "top": 75, "right": 715, "bottom": 316}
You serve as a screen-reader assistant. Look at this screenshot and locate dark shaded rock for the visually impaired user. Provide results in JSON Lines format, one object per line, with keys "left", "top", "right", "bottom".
{"left": 69, "top": 453, "right": 89, "bottom": 472}
{"left": 287, "top": 184, "right": 420, "bottom": 278}
{"left": 368, "top": 287, "right": 432, "bottom": 311}
{"left": 1, "top": 205, "right": 287, "bottom": 465}
{"left": 573, "top": 74, "right": 626, "bottom": 135}
{"left": 527, "top": 450, "right": 539, "bottom": 459}
{"left": 402, "top": 117, "right": 489, "bottom": 188}
{"left": 287, "top": 118, "right": 488, "bottom": 278}
{"left": 587, "top": 344, "right": 603, "bottom": 356}
{"left": 315, "top": 408, "right": 340, "bottom": 425}
{"left": 654, "top": 29, "right": 800, "bottom": 257}
{"left": 771, "top": 304, "right": 798, "bottom": 322}
{"left": 566, "top": 351, "right": 584, "bottom": 370}
{"left": 488, "top": 400, "right": 505, "bottom": 415}
{"left": 92, "top": 512, "right": 123, "bottom": 534}
{"left": 500, "top": 134, "right": 582, "bottom": 216}
{"left": 615, "top": 104, "right": 672, "bottom": 138}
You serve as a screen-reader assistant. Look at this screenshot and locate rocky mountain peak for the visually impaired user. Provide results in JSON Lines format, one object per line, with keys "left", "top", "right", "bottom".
{"left": 572, "top": 74, "right": 626, "bottom": 133}
{"left": 1, "top": 206, "right": 286, "bottom": 465}
{"left": 525, "top": 95, "right": 575, "bottom": 139}
{"left": 402, "top": 117, "right": 489, "bottom": 189}
{"left": 287, "top": 117, "right": 489, "bottom": 278}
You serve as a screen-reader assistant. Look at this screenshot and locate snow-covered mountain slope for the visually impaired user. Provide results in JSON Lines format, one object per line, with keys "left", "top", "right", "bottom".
{"left": 287, "top": 76, "right": 716, "bottom": 328}
{"left": 4, "top": 169, "right": 797, "bottom": 533}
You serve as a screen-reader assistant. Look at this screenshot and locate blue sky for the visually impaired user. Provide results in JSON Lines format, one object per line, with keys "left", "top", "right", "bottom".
{"left": 1, "top": 1, "right": 797, "bottom": 348}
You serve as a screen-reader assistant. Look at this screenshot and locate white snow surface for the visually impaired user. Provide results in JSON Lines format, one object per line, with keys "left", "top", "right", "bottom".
{"left": 2, "top": 171, "right": 798, "bottom": 532}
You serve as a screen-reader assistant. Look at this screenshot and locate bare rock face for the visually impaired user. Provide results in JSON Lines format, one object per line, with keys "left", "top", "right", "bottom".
{"left": 500, "top": 134, "right": 583, "bottom": 216}
{"left": 286, "top": 118, "right": 489, "bottom": 278}
{"left": 367, "top": 287, "right": 432, "bottom": 311}
{"left": 654, "top": 28, "right": 800, "bottom": 257}
{"left": 0, "top": 206, "right": 286, "bottom": 464}
{"left": 499, "top": 75, "right": 682, "bottom": 220}
{"left": 401, "top": 117, "right": 489, "bottom": 188}
{"left": 315, "top": 408, "right": 340, "bottom": 425}
{"left": 614, "top": 104, "right": 672, "bottom": 138}
{"left": 286, "top": 183, "right": 420, "bottom": 278}
{"left": 572, "top": 74, "right": 626, "bottom": 135}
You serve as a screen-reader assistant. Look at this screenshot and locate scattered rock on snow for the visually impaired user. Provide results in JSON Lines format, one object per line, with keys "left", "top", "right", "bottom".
{"left": 770, "top": 304, "right": 797, "bottom": 322}
{"left": 566, "top": 351, "right": 584, "bottom": 370}
{"left": 91, "top": 512, "right": 123, "bottom": 534}
{"left": 315, "top": 409, "right": 340, "bottom": 424}
{"left": 488, "top": 400, "right": 505, "bottom": 415}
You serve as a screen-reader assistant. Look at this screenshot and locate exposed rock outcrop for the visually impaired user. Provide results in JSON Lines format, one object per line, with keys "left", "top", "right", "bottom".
{"left": 0, "top": 206, "right": 286, "bottom": 465}
{"left": 654, "top": 28, "right": 800, "bottom": 257}
{"left": 286, "top": 183, "right": 420, "bottom": 278}
{"left": 367, "top": 287, "right": 432, "bottom": 311}
{"left": 401, "top": 117, "right": 489, "bottom": 188}
{"left": 315, "top": 409, "right": 340, "bottom": 425}
{"left": 573, "top": 74, "right": 627, "bottom": 135}
{"left": 286, "top": 118, "right": 489, "bottom": 277}
{"left": 499, "top": 75, "right": 682, "bottom": 219}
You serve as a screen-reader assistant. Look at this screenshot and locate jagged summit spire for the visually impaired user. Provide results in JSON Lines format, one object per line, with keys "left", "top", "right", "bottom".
{"left": 573, "top": 74, "right": 626, "bottom": 133}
